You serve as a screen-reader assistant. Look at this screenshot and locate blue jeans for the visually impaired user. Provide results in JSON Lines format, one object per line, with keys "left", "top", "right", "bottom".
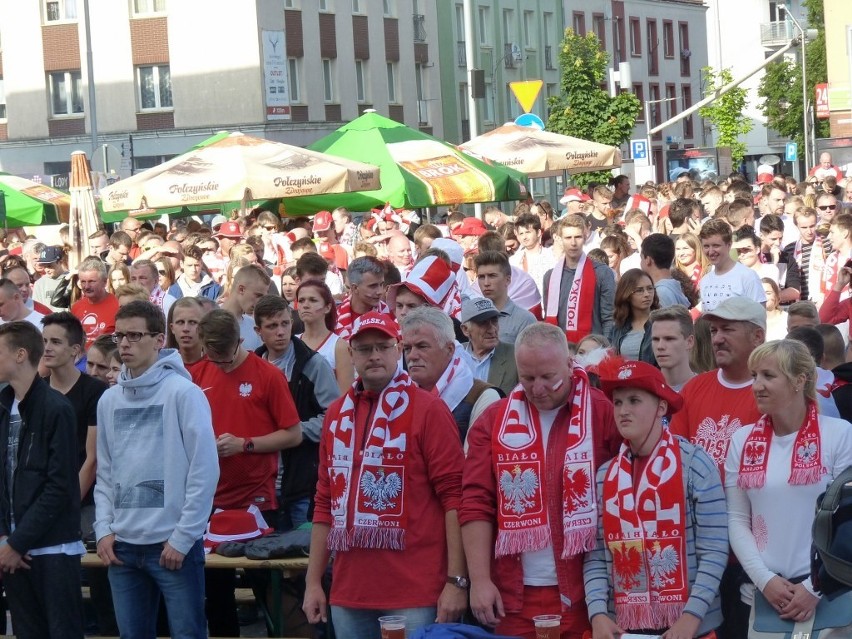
{"left": 278, "top": 496, "right": 311, "bottom": 531}
{"left": 331, "top": 605, "right": 436, "bottom": 639}
{"left": 109, "top": 539, "right": 206, "bottom": 639}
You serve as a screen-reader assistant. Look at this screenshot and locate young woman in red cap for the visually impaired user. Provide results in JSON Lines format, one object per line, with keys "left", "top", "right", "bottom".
{"left": 585, "top": 360, "right": 728, "bottom": 639}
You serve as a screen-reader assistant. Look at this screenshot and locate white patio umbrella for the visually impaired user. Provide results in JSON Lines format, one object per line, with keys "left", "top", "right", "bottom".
{"left": 68, "top": 150, "right": 103, "bottom": 270}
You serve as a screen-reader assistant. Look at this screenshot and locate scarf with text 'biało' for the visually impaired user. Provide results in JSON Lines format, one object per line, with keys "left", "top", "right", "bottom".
{"left": 492, "top": 364, "right": 597, "bottom": 559}
{"left": 603, "top": 429, "right": 688, "bottom": 631}
{"left": 326, "top": 370, "right": 415, "bottom": 552}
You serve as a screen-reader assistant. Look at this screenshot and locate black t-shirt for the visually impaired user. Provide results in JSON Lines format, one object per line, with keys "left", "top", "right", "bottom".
{"left": 46, "top": 372, "right": 108, "bottom": 504}
{"left": 587, "top": 213, "right": 608, "bottom": 233}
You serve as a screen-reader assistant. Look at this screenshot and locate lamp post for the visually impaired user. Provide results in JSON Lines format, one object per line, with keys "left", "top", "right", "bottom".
{"left": 787, "top": 11, "right": 809, "bottom": 174}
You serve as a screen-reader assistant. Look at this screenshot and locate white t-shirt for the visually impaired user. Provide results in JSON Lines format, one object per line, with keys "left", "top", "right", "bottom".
{"left": 0, "top": 309, "right": 44, "bottom": 331}
{"left": 239, "top": 313, "right": 262, "bottom": 352}
{"left": 699, "top": 262, "right": 766, "bottom": 311}
{"left": 521, "top": 407, "right": 560, "bottom": 586}
{"left": 510, "top": 246, "right": 555, "bottom": 297}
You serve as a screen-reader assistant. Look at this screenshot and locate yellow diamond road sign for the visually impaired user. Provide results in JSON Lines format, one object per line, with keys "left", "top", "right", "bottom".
{"left": 510, "top": 80, "right": 544, "bottom": 114}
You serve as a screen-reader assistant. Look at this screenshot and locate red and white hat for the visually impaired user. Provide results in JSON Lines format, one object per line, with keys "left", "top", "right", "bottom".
{"left": 756, "top": 163, "right": 775, "bottom": 185}
{"left": 351, "top": 311, "right": 401, "bottom": 341}
{"left": 625, "top": 194, "right": 652, "bottom": 214}
{"left": 387, "top": 256, "right": 454, "bottom": 311}
{"left": 312, "top": 210, "right": 333, "bottom": 233}
{"left": 599, "top": 359, "right": 683, "bottom": 415}
{"left": 453, "top": 217, "right": 488, "bottom": 237}
{"left": 559, "top": 187, "right": 586, "bottom": 205}
{"left": 204, "top": 506, "right": 272, "bottom": 553}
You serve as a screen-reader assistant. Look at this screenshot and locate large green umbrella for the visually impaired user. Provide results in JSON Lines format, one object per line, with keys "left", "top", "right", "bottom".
{"left": 0, "top": 173, "right": 71, "bottom": 227}
{"left": 281, "top": 111, "right": 528, "bottom": 215}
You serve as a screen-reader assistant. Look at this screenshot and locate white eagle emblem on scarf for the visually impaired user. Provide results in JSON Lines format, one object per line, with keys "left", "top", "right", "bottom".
{"left": 360, "top": 469, "right": 402, "bottom": 511}
{"left": 499, "top": 465, "right": 539, "bottom": 515}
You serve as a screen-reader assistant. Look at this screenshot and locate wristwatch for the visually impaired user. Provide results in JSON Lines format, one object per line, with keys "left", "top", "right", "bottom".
{"left": 243, "top": 438, "right": 255, "bottom": 453}
{"left": 447, "top": 575, "right": 470, "bottom": 590}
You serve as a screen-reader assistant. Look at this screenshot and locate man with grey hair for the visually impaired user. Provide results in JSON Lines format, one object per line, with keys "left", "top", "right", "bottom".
{"left": 334, "top": 256, "right": 390, "bottom": 340}
{"left": 459, "top": 322, "right": 619, "bottom": 638}
{"left": 130, "top": 259, "right": 176, "bottom": 316}
{"left": 460, "top": 297, "right": 518, "bottom": 396}
{"left": 71, "top": 257, "right": 119, "bottom": 348}
{"left": 401, "top": 306, "right": 501, "bottom": 442}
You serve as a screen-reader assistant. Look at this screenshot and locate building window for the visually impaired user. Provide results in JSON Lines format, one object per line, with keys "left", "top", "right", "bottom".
{"left": 132, "top": 0, "right": 166, "bottom": 15}
{"left": 387, "top": 62, "right": 398, "bottom": 103}
{"left": 647, "top": 19, "right": 658, "bottom": 76}
{"left": 483, "top": 82, "right": 493, "bottom": 122}
{"left": 592, "top": 14, "right": 606, "bottom": 49}
{"left": 288, "top": 58, "right": 301, "bottom": 102}
{"left": 318, "top": 0, "right": 330, "bottom": 11}
{"left": 137, "top": 65, "right": 172, "bottom": 110}
{"left": 0, "top": 78, "right": 6, "bottom": 119}
{"left": 352, "top": 0, "right": 361, "bottom": 13}
{"left": 355, "top": 60, "right": 368, "bottom": 103}
{"left": 284, "top": 0, "right": 300, "bottom": 8}
{"left": 49, "top": 71, "right": 84, "bottom": 116}
{"left": 416, "top": 63, "right": 429, "bottom": 125}
{"left": 322, "top": 59, "right": 335, "bottom": 103}
{"left": 629, "top": 17, "right": 641, "bottom": 56}
{"left": 663, "top": 21, "right": 674, "bottom": 58}
{"left": 572, "top": 12, "right": 585, "bottom": 36}
{"left": 679, "top": 22, "right": 691, "bottom": 76}
{"left": 383, "top": 0, "right": 394, "bottom": 17}
{"left": 502, "top": 9, "right": 514, "bottom": 44}
{"left": 478, "top": 6, "right": 489, "bottom": 45}
{"left": 523, "top": 11, "right": 535, "bottom": 48}
{"left": 665, "top": 83, "right": 676, "bottom": 120}
{"left": 44, "top": 0, "right": 77, "bottom": 22}
{"left": 682, "top": 84, "right": 693, "bottom": 138}
{"left": 649, "top": 82, "right": 661, "bottom": 129}
{"left": 633, "top": 83, "right": 645, "bottom": 121}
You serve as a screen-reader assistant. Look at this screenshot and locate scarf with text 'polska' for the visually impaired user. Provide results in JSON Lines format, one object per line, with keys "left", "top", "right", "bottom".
{"left": 544, "top": 252, "right": 596, "bottom": 343}
{"left": 326, "top": 370, "right": 415, "bottom": 552}
{"left": 603, "top": 429, "right": 688, "bottom": 631}
{"left": 492, "top": 363, "right": 596, "bottom": 559}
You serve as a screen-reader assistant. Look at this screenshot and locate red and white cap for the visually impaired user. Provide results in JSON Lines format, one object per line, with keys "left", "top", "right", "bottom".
{"left": 387, "top": 256, "right": 454, "bottom": 311}
{"left": 625, "top": 194, "right": 652, "bottom": 214}
{"left": 203, "top": 506, "right": 272, "bottom": 553}
{"left": 559, "top": 187, "right": 585, "bottom": 205}
{"left": 350, "top": 311, "right": 400, "bottom": 341}
{"left": 756, "top": 163, "right": 775, "bottom": 185}
{"left": 312, "top": 210, "right": 333, "bottom": 233}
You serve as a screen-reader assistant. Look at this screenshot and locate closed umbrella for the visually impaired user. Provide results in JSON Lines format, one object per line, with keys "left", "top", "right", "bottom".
{"left": 460, "top": 123, "right": 622, "bottom": 177}
{"left": 68, "top": 151, "right": 103, "bottom": 270}
{"left": 99, "top": 132, "right": 380, "bottom": 214}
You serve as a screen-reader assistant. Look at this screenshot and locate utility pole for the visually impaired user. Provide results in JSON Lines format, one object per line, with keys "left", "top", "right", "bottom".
{"left": 83, "top": 0, "right": 97, "bottom": 156}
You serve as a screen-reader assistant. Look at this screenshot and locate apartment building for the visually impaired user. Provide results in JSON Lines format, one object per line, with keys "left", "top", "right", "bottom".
{"left": 0, "top": 0, "right": 442, "bottom": 183}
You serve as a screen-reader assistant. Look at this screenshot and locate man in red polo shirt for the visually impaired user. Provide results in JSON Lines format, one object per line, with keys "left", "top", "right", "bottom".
{"left": 71, "top": 257, "right": 120, "bottom": 348}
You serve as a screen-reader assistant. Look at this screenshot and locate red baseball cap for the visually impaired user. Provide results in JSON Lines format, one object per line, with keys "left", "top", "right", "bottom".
{"left": 350, "top": 312, "right": 400, "bottom": 341}
{"left": 454, "top": 216, "right": 488, "bottom": 237}
{"left": 318, "top": 241, "right": 336, "bottom": 260}
{"left": 312, "top": 210, "right": 333, "bottom": 233}
{"left": 599, "top": 360, "right": 683, "bottom": 414}
{"left": 214, "top": 221, "right": 243, "bottom": 238}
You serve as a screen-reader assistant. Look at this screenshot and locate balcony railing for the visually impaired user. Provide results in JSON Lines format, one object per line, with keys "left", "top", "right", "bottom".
{"left": 545, "top": 45, "right": 555, "bottom": 70}
{"left": 457, "top": 41, "right": 466, "bottom": 67}
{"left": 760, "top": 20, "right": 807, "bottom": 47}
{"left": 413, "top": 14, "right": 426, "bottom": 42}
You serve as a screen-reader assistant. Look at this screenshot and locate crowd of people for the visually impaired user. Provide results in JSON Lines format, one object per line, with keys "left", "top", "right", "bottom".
{"left": 0, "top": 156, "right": 852, "bottom": 638}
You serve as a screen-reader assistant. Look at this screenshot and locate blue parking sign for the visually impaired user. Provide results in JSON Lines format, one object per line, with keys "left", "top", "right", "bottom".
{"left": 631, "top": 139, "right": 647, "bottom": 160}
{"left": 785, "top": 142, "right": 798, "bottom": 162}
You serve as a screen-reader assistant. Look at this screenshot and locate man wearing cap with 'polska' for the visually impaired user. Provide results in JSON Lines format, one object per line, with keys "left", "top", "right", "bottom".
{"left": 669, "top": 295, "right": 765, "bottom": 639}
{"left": 586, "top": 360, "right": 727, "bottom": 639}
{"left": 303, "top": 311, "right": 467, "bottom": 637}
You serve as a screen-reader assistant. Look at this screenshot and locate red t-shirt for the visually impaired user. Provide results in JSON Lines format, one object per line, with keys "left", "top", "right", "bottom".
{"left": 72, "top": 294, "right": 119, "bottom": 348}
{"left": 669, "top": 369, "right": 761, "bottom": 478}
{"left": 191, "top": 353, "right": 300, "bottom": 510}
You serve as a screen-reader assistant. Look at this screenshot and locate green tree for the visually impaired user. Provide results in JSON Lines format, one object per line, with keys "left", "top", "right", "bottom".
{"left": 699, "top": 67, "right": 753, "bottom": 166}
{"left": 546, "top": 29, "right": 640, "bottom": 188}
{"left": 756, "top": 0, "right": 829, "bottom": 147}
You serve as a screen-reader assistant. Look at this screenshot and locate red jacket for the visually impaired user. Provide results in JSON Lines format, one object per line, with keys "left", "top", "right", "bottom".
{"left": 459, "top": 388, "right": 620, "bottom": 615}
{"left": 314, "top": 383, "right": 464, "bottom": 609}
{"left": 819, "top": 290, "right": 852, "bottom": 338}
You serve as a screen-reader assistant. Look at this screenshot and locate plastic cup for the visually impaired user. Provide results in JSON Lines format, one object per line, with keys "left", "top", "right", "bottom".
{"left": 533, "top": 614, "right": 562, "bottom": 639}
{"left": 378, "top": 615, "right": 406, "bottom": 639}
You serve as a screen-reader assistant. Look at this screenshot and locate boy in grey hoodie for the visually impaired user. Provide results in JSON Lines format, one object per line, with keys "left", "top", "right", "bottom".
{"left": 94, "top": 301, "right": 218, "bottom": 639}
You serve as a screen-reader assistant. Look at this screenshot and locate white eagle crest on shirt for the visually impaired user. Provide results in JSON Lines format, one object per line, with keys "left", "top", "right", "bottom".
{"left": 695, "top": 415, "right": 743, "bottom": 465}
{"left": 239, "top": 382, "right": 253, "bottom": 397}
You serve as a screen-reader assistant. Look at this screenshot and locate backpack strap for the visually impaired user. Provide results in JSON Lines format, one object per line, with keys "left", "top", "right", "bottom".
{"left": 463, "top": 379, "right": 502, "bottom": 406}
{"left": 813, "top": 465, "right": 852, "bottom": 583}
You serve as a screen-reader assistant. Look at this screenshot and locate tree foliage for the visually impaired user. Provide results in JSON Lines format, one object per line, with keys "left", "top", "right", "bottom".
{"left": 698, "top": 67, "right": 752, "bottom": 166}
{"left": 546, "top": 29, "right": 640, "bottom": 188}
{"left": 756, "top": 0, "right": 829, "bottom": 147}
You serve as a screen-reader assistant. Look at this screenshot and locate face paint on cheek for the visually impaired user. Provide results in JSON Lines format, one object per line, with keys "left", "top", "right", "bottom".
{"left": 550, "top": 379, "right": 564, "bottom": 392}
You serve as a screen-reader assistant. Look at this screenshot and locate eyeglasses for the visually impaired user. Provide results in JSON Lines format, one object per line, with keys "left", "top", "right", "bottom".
{"left": 262, "top": 225, "right": 277, "bottom": 231}
{"left": 818, "top": 204, "right": 837, "bottom": 211}
{"left": 111, "top": 331, "right": 159, "bottom": 343}
{"left": 157, "top": 269, "right": 167, "bottom": 275}
{"left": 206, "top": 344, "right": 240, "bottom": 366}
{"left": 351, "top": 343, "right": 397, "bottom": 355}
{"left": 631, "top": 286, "right": 655, "bottom": 295}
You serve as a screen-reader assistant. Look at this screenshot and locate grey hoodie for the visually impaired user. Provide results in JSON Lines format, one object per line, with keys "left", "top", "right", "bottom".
{"left": 94, "top": 349, "right": 219, "bottom": 554}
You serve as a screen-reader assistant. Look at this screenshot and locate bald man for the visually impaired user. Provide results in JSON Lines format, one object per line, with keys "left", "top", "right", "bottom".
{"left": 387, "top": 234, "right": 414, "bottom": 275}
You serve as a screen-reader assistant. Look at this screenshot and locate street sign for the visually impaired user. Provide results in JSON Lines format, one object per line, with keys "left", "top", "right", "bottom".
{"left": 785, "top": 141, "right": 798, "bottom": 162}
{"left": 509, "top": 80, "right": 543, "bottom": 114}
{"left": 514, "top": 113, "right": 545, "bottom": 130}
{"left": 631, "top": 139, "right": 649, "bottom": 167}
{"left": 816, "top": 83, "right": 830, "bottom": 119}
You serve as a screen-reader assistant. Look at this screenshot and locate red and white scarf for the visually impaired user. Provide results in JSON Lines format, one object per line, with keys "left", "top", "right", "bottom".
{"left": 545, "top": 253, "right": 596, "bottom": 344}
{"left": 149, "top": 286, "right": 167, "bottom": 309}
{"left": 334, "top": 296, "right": 391, "bottom": 340}
{"left": 603, "top": 429, "right": 688, "bottom": 630}
{"left": 492, "top": 364, "right": 596, "bottom": 558}
{"left": 737, "top": 401, "right": 822, "bottom": 489}
{"left": 820, "top": 249, "right": 851, "bottom": 300}
{"left": 433, "top": 343, "right": 474, "bottom": 411}
{"left": 326, "top": 370, "right": 415, "bottom": 551}
{"left": 442, "top": 281, "right": 463, "bottom": 320}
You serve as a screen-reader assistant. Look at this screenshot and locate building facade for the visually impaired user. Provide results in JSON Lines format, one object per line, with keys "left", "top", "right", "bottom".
{"left": 0, "top": 0, "right": 443, "bottom": 183}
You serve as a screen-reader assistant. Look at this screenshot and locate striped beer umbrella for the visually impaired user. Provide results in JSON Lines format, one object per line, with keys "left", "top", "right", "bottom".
{"left": 0, "top": 173, "right": 70, "bottom": 228}
{"left": 280, "top": 111, "right": 528, "bottom": 215}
